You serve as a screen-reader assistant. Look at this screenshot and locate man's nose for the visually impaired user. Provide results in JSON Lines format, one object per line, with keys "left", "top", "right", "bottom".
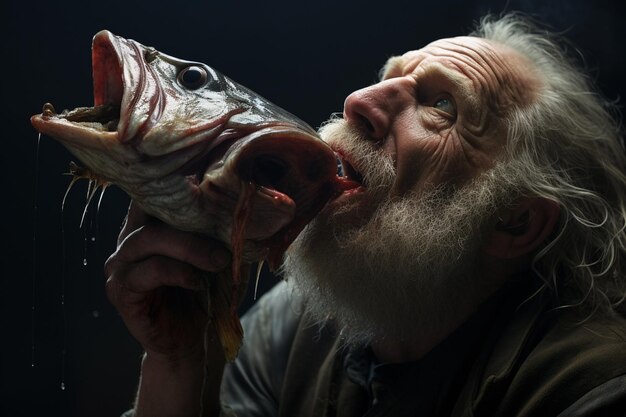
{"left": 343, "top": 80, "right": 408, "bottom": 141}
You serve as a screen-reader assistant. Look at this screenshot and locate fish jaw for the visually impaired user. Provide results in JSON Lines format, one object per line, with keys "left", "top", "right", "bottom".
{"left": 92, "top": 29, "right": 165, "bottom": 144}
{"left": 92, "top": 31, "right": 124, "bottom": 111}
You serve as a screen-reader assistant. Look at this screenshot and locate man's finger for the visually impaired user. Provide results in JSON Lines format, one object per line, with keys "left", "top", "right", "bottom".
{"left": 107, "top": 255, "right": 207, "bottom": 295}
{"left": 113, "top": 221, "right": 232, "bottom": 273}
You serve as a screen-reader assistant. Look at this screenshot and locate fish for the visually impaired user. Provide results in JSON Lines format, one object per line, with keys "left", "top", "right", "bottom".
{"left": 30, "top": 31, "right": 360, "bottom": 361}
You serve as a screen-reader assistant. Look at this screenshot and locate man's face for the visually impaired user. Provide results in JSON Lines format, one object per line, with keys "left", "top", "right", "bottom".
{"left": 334, "top": 36, "right": 538, "bottom": 203}
{"left": 284, "top": 37, "right": 538, "bottom": 345}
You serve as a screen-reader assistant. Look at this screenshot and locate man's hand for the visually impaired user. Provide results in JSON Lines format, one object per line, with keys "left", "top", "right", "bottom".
{"left": 105, "top": 201, "right": 232, "bottom": 416}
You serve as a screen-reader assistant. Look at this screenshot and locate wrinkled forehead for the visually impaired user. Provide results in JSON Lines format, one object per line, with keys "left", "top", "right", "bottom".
{"left": 401, "top": 36, "right": 502, "bottom": 66}
{"left": 383, "top": 36, "right": 540, "bottom": 113}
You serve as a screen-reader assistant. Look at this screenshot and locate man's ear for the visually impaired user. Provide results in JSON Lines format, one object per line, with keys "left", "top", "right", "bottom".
{"left": 484, "top": 197, "right": 560, "bottom": 259}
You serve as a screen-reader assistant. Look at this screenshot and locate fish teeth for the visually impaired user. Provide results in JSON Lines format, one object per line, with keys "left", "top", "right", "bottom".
{"left": 42, "top": 102, "right": 56, "bottom": 117}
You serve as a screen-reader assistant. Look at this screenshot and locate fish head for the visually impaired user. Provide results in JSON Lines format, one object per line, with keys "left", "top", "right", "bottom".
{"left": 31, "top": 31, "right": 349, "bottom": 265}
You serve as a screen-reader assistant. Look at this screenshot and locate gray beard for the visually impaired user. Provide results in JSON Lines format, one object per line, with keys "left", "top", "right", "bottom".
{"left": 282, "top": 119, "right": 515, "bottom": 347}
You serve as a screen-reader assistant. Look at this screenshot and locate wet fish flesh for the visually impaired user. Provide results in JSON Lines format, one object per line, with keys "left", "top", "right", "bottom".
{"left": 30, "top": 31, "right": 359, "bottom": 360}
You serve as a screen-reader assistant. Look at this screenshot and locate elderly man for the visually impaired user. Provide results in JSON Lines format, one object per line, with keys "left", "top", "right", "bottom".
{"left": 107, "top": 13, "right": 626, "bottom": 416}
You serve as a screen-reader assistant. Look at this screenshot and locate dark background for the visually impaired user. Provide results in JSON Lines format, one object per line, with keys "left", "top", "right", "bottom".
{"left": 2, "top": 0, "right": 625, "bottom": 416}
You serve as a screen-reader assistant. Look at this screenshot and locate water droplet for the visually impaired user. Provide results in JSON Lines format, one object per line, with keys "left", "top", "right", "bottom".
{"left": 83, "top": 258, "right": 88, "bottom": 266}
{"left": 92, "top": 310, "right": 100, "bottom": 318}
{"left": 91, "top": 236, "right": 96, "bottom": 242}
{"left": 60, "top": 382, "right": 66, "bottom": 391}
{"left": 31, "top": 363, "right": 35, "bottom": 368}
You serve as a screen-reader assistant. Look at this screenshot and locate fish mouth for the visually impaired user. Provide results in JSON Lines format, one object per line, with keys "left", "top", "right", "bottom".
{"left": 30, "top": 102, "right": 122, "bottom": 155}
{"left": 30, "top": 30, "right": 126, "bottom": 146}
{"left": 34, "top": 102, "right": 120, "bottom": 135}
{"left": 92, "top": 30, "right": 124, "bottom": 111}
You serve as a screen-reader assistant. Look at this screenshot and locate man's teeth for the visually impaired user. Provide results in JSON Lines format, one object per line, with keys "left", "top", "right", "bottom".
{"left": 336, "top": 154, "right": 345, "bottom": 177}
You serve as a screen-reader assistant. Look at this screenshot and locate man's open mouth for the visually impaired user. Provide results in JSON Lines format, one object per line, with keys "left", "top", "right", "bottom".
{"left": 335, "top": 151, "right": 365, "bottom": 192}
{"left": 338, "top": 156, "right": 364, "bottom": 185}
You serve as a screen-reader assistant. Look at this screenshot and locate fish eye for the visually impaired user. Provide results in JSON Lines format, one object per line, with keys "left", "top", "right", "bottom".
{"left": 178, "top": 66, "right": 209, "bottom": 90}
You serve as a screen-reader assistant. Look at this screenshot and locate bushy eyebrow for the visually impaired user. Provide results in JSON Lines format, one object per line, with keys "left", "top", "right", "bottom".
{"left": 379, "top": 56, "right": 405, "bottom": 80}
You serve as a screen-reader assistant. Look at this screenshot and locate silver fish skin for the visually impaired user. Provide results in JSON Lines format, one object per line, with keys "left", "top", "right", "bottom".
{"left": 31, "top": 30, "right": 343, "bottom": 264}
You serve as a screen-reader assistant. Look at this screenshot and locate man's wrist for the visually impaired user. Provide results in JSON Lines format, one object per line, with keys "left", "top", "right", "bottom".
{"left": 142, "top": 348, "right": 206, "bottom": 371}
{"left": 134, "top": 351, "right": 207, "bottom": 417}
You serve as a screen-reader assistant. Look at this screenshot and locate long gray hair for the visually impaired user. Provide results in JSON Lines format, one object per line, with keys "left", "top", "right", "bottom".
{"left": 473, "top": 13, "right": 626, "bottom": 315}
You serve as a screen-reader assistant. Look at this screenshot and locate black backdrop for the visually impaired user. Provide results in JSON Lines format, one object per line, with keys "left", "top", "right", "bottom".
{"left": 3, "top": 0, "right": 625, "bottom": 416}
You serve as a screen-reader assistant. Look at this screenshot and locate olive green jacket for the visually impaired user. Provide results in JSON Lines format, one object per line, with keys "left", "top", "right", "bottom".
{"left": 222, "top": 280, "right": 626, "bottom": 416}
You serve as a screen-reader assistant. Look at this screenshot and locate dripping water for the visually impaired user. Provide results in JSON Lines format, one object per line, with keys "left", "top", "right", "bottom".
{"left": 80, "top": 178, "right": 99, "bottom": 228}
{"left": 91, "top": 185, "right": 107, "bottom": 319}
{"left": 60, "top": 194, "right": 68, "bottom": 393}
{"left": 83, "top": 231, "right": 88, "bottom": 267}
{"left": 36, "top": 152, "right": 111, "bottom": 393}
{"left": 254, "top": 260, "right": 265, "bottom": 300}
{"left": 58, "top": 165, "right": 103, "bottom": 392}
{"left": 61, "top": 173, "right": 109, "bottom": 345}
{"left": 57, "top": 175, "right": 80, "bottom": 393}
{"left": 31, "top": 133, "right": 41, "bottom": 368}
{"left": 86, "top": 185, "right": 107, "bottom": 318}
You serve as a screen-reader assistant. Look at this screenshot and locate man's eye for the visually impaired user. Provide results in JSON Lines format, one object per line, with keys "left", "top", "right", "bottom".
{"left": 433, "top": 97, "right": 456, "bottom": 117}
